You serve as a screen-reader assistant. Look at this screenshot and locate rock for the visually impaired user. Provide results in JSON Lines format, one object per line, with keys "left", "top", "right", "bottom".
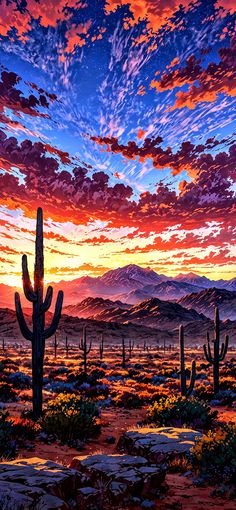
{"left": 118, "top": 427, "right": 202, "bottom": 462}
{"left": 76, "top": 487, "right": 99, "bottom": 509}
{"left": 0, "top": 457, "right": 81, "bottom": 508}
{"left": 0, "top": 481, "right": 36, "bottom": 509}
{"left": 35, "top": 494, "right": 68, "bottom": 509}
{"left": 71, "top": 453, "right": 166, "bottom": 505}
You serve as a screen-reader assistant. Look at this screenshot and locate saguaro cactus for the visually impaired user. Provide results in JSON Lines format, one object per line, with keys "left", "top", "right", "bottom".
{"left": 129, "top": 339, "right": 134, "bottom": 358}
{"left": 163, "top": 337, "right": 166, "bottom": 354}
{"left": 121, "top": 335, "right": 126, "bottom": 368}
{"left": 65, "top": 335, "right": 70, "bottom": 358}
{"left": 203, "top": 306, "right": 229, "bottom": 395}
{"left": 54, "top": 334, "right": 59, "bottom": 359}
{"left": 179, "top": 324, "right": 196, "bottom": 397}
{"left": 2, "top": 338, "right": 5, "bottom": 352}
{"left": 79, "top": 326, "right": 92, "bottom": 374}
{"left": 15, "top": 208, "right": 63, "bottom": 419}
{"left": 99, "top": 333, "right": 104, "bottom": 361}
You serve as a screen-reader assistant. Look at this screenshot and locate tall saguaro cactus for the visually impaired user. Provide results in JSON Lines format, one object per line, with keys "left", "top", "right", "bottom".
{"left": 79, "top": 326, "right": 92, "bottom": 374}
{"left": 15, "top": 208, "right": 63, "bottom": 419}
{"left": 203, "top": 306, "right": 229, "bottom": 395}
{"left": 179, "top": 324, "right": 196, "bottom": 397}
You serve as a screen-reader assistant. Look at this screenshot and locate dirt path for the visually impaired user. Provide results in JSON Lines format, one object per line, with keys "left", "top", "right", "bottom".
{"left": 158, "top": 474, "right": 235, "bottom": 510}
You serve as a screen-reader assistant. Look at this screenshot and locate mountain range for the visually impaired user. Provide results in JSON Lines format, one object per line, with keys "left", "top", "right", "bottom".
{"left": 178, "top": 287, "right": 236, "bottom": 321}
{"left": 1, "top": 264, "right": 236, "bottom": 308}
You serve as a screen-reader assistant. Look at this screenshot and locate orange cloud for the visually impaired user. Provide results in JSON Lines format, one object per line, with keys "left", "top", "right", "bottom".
{"left": 105, "top": 1, "right": 192, "bottom": 34}
{"left": 151, "top": 37, "right": 236, "bottom": 109}
{"left": 65, "top": 20, "right": 92, "bottom": 53}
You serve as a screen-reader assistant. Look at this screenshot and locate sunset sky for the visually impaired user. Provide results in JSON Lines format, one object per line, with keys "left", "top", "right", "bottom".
{"left": 0, "top": 0, "right": 235, "bottom": 286}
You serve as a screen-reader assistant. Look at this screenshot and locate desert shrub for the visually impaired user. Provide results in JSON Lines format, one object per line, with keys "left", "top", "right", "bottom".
{"left": 0, "top": 382, "right": 17, "bottom": 402}
{"left": 0, "top": 411, "right": 16, "bottom": 460}
{"left": 194, "top": 384, "right": 215, "bottom": 401}
{"left": 8, "top": 371, "right": 31, "bottom": 389}
{"left": 219, "top": 377, "right": 236, "bottom": 392}
{"left": 146, "top": 396, "right": 217, "bottom": 430}
{"left": 42, "top": 393, "right": 100, "bottom": 442}
{"left": 213, "top": 390, "right": 236, "bottom": 407}
{"left": 11, "top": 417, "right": 40, "bottom": 442}
{"left": 88, "top": 368, "right": 106, "bottom": 383}
{"left": 79, "top": 383, "right": 109, "bottom": 399}
{"left": 48, "top": 366, "right": 68, "bottom": 380}
{"left": 45, "top": 381, "right": 76, "bottom": 394}
{"left": 112, "top": 390, "right": 144, "bottom": 408}
{"left": 191, "top": 425, "right": 236, "bottom": 494}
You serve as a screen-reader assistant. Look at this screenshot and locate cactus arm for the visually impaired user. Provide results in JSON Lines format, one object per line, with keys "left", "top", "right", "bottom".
{"left": 186, "top": 360, "right": 196, "bottom": 396}
{"left": 87, "top": 340, "right": 92, "bottom": 354}
{"left": 203, "top": 332, "right": 213, "bottom": 363}
{"left": 41, "top": 286, "right": 53, "bottom": 313}
{"left": 15, "top": 292, "right": 33, "bottom": 342}
{"left": 219, "top": 335, "right": 229, "bottom": 361}
{"left": 43, "top": 290, "right": 63, "bottom": 339}
{"left": 78, "top": 338, "right": 84, "bottom": 350}
{"left": 203, "top": 343, "right": 211, "bottom": 363}
{"left": 22, "top": 255, "right": 37, "bottom": 302}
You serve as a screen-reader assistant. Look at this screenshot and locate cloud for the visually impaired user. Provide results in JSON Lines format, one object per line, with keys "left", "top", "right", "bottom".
{"left": 0, "top": 1, "right": 84, "bottom": 41}
{"left": 105, "top": 0, "right": 193, "bottom": 34}
{"left": 91, "top": 133, "right": 235, "bottom": 178}
{"left": 0, "top": 128, "right": 235, "bottom": 251}
{"left": 151, "top": 37, "right": 236, "bottom": 109}
{"left": 0, "top": 130, "right": 134, "bottom": 225}
{"left": 0, "top": 70, "right": 56, "bottom": 131}
{"left": 47, "top": 263, "right": 110, "bottom": 275}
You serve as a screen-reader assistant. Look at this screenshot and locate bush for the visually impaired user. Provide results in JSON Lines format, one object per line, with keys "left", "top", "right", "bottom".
{"left": 194, "top": 384, "right": 215, "bottom": 402}
{"left": 0, "top": 411, "right": 16, "bottom": 460}
{"left": 8, "top": 371, "right": 31, "bottom": 389}
{"left": 191, "top": 425, "right": 236, "bottom": 494}
{"left": 42, "top": 393, "right": 100, "bottom": 443}
{"left": 146, "top": 396, "right": 217, "bottom": 430}
{"left": 113, "top": 390, "right": 144, "bottom": 408}
{"left": 0, "top": 382, "right": 17, "bottom": 402}
{"left": 11, "top": 417, "right": 40, "bottom": 442}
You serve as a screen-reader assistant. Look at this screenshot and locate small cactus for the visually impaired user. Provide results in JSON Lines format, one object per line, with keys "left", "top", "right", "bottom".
{"left": 179, "top": 324, "right": 196, "bottom": 397}
{"left": 54, "top": 334, "right": 59, "bottom": 359}
{"left": 129, "top": 339, "right": 134, "bottom": 358}
{"left": 99, "top": 333, "right": 104, "bottom": 361}
{"left": 65, "top": 335, "right": 70, "bottom": 358}
{"left": 163, "top": 337, "right": 166, "bottom": 354}
{"left": 121, "top": 335, "right": 126, "bottom": 368}
{"left": 203, "top": 306, "right": 229, "bottom": 395}
{"left": 79, "top": 326, "right": 92, "bottom": 374}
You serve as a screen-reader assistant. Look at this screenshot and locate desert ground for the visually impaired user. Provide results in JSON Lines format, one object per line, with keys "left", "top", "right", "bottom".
{"left": 0, "top": 339, "right": 235, "bottom": 509}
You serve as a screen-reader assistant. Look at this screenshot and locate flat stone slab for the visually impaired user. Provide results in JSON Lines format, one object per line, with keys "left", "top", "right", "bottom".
{"left": 118, "top": 427, "right": 202, "bottom": 462}
{"left": 71, "top": 453, "right": 166, "bottom": 504}
{"left": 0, "top": 457, "right": 80, "bottom": 509}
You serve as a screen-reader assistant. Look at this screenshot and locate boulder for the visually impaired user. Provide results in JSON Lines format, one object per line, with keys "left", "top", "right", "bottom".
{"left": 0, "top": 457, "right": 81, "bottom": 509}
{"left": 35, "top": 494, "right": 68, "bottom": 509}
{"left": 71, "top": 453, "right": 166, "bottom": 505}
{"left": 118, "top": 427, "right": 202, "bottom": 462}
